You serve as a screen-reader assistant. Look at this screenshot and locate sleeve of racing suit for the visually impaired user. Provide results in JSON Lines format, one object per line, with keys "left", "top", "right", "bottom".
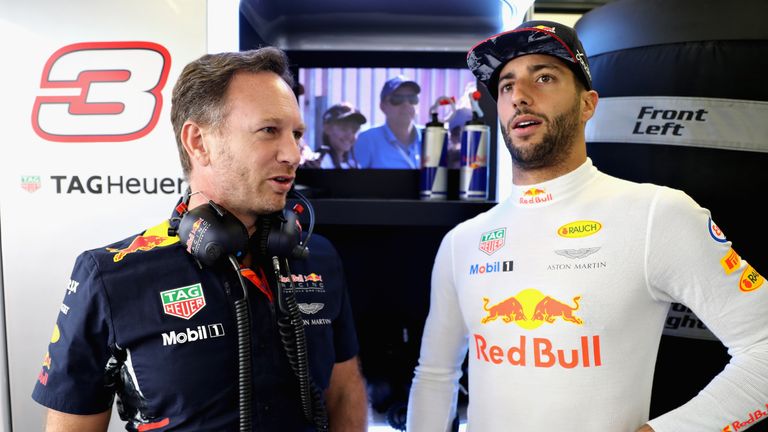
{"left": 31, "top": 251, "right": 116, "bottom": 414}
{"left": 406, "top": 230, "right": 469, "bottom": 432}
{"left": 644, "top": 187, "right": 768, "bottom": 432}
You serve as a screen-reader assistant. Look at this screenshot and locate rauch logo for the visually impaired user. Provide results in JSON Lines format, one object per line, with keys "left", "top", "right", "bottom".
{"left": 557, "top": 220, "right": 602, "bottom": 238}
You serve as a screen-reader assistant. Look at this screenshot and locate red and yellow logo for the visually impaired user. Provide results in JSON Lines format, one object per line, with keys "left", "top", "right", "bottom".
{"left": 720, "top": 248, "right": 741, "bottom": 275}
{"left": 739, "top": 265, "right": 764, "bottom": 292}
{"left": 481, "top": 289, "right": 582, "bottom": 329}
{"left": 476, "top": 290, "right": 600, "bottom": 368}
{"left": 106, "top": 221, "right": 179, "bottom": 262}
{"left": 557, "top": 220, "right": 602, "bottom": 238}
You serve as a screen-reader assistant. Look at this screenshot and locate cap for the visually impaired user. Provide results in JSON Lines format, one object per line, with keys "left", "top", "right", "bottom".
{"left": 467, "top": 20, "right": 593, "bottom": 99}
{"left": 380, "top": 75, "right": 421, "bottom": 101}
{"left": 448, "top": 108, "right": 473, "bottom": 131}
{"left": 322, "top": 103, "right": 367, "bottom": 125}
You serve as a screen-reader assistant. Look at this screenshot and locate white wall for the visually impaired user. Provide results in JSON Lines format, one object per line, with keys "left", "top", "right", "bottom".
{"left": 0, "top": 1, "right": 209, "bottom": 430}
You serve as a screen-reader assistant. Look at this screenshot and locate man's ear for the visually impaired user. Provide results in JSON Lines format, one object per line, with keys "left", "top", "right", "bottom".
{"left": 181, "top": 121, "right": 210, "bottom": 167}
{"left": 581, "top": 90, "right": 599, "bottom": 123}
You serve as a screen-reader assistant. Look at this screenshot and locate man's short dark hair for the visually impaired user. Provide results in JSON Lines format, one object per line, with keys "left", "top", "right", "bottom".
{"left": 171, "top": 47, "right": 295, "bottom": 178}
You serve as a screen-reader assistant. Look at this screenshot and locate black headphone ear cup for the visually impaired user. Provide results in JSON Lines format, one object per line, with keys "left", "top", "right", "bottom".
{"left": 253, "top": 210, "right": 302, "bottom": 259}
{"left": 178, "top": 204, "right": 248, "bottom": 266}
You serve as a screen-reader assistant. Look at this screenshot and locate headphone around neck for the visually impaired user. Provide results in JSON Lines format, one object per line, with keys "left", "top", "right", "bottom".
{"left": 172, "top": 189, "right": 312, "bottom": 267}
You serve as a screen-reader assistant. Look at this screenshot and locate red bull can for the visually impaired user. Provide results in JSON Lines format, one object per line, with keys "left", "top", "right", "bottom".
{"left": 419, "top": 118, "right": 449, "bottom": 200}
{"left": 459, "top": 123, "right": 490, "bottom": 200}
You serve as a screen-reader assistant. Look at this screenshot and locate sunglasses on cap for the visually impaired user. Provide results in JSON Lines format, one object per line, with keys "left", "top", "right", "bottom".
{"left": 388, "top": 94, "right": 419, "bottom": 106}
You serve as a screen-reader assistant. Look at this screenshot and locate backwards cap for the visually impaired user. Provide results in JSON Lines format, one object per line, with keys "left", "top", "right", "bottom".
{"left": 466, "top": 20, "right": 593, "bottom": 99}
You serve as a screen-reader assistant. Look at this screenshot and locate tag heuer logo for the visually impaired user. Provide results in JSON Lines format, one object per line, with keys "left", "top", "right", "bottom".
{"left": 21, "top": 176, "right": 41, "bottom": 193}
{"left": 161, "top": 284, "right": 206, "bottom": 319}
{"left": 479, "top": 228, "right": 506, "bottom": 255}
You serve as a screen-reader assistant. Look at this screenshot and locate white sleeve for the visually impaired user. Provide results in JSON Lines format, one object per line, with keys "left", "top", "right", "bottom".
{"left": 406, "top": 230, "right": 469, "bottom": 432}
{"left": 645, "top": 187, "right": 768, "bottom": 432}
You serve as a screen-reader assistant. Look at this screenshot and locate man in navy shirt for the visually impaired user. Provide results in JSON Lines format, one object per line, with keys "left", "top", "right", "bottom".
{"left": 354, "top": 75, "right": 422, "bottom": 169}
{"left": 32, "top": 47, "right": 367, "bottom": 431}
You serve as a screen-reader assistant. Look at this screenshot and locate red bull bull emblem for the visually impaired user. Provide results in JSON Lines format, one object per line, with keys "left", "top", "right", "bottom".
{"left": 476, "top": 289, "right": 601, "bottom": 368}
{"left": 739, "top": 265, "right": 764, "bottom": 292}
{"left": 305, "top": 273, "right": 323, "bottom": 282}
{"left": 519, "top": 188, "right": 553, "bottom": 205}
{"left": 106, "top": 221, "right": 179, "bottom": 262}
{"left": 160, "top": 283, "right": 206, "bottom": 319}
{"left": 557, "top": 220, "right": 602, "bottom": 238}
{"left": 720, "top": 248, "right": 741, "bottom": 275}
{"left": 479, "top": 228, "right": 506, "bottom": 256}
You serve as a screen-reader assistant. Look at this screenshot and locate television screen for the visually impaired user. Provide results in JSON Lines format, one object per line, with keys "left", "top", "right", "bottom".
{"left": 297, "top": 66, "right": 478, "bottom": 166}
{"left": 285, "top": 50, "right": 498, "bottom": 200}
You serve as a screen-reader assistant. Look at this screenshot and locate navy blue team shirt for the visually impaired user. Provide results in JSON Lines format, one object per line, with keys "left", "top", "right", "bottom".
{"left": 32, "top": 210, "right": 359, "bottom": 431}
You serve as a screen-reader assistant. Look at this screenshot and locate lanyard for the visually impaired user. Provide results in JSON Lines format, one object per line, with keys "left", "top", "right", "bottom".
{"left": 239, "top": 266, "right": 273, "bottom": 303}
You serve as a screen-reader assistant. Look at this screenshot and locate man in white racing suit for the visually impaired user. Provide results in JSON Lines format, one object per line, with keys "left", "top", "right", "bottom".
{"left": 406, "top": 20, "right": 768, "bottom": 432}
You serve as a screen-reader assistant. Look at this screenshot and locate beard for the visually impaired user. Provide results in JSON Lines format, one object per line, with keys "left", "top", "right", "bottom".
{"left": 502, "top": 96, "right": 581, "bottom": 170}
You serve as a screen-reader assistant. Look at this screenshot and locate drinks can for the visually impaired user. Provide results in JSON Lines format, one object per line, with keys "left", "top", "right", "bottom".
{"left": 419, "top": 124, "right": 448, "bottom": 200}
{"left": 459, "top": 123, "right": 490, "bottom": 200}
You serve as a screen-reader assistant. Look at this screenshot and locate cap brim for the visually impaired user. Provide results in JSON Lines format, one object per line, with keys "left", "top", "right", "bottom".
{"left": 330, "top": 112, "right": 367, "bottom": 125}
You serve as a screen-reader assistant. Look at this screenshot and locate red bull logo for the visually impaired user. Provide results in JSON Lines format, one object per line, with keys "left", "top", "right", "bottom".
{"left": 107, "top": 221, "right": 179, "bottom": 262}
{"left": 479, "top": 228, "right": 506, "bottom": 256}
{"left": 739, "top": 265, "right": 764, "bottom": 292}
{"left": 519, "top": 188, "right": 553, "bottom": 205}
{"left": 305, "top": 273, "right": 323, "bottom": 282}
{"left": 476, "top": 290, "right": 600, "bottom": 368}
{"left": 557, "top": 220, "right": 602, "bottom": 238}
{"left": 481, "top": 289, "right": 582, "bottom": 329}
{"left": 720, "top": 248, "right": 741, "bottom": 275}
{"left": 42, "top": 352, "right": 51, "bottom": 369}
{"left": 724, "top": 403, "right": 768, "bottom": 431}
{"left": 474, "top": 334, "right": 601, "bottom": 369}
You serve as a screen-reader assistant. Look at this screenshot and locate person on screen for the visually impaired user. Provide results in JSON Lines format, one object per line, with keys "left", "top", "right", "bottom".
{"left": 32, "top": 47, "right": 367, "bottom": 432}
{"left": 354, "top": 75, "right": 422, "bottom": 169}
{"left": 305, "top": 103, "right": 367, "bottom": 169}
{"left": 406, "top": 20, "right": 768, "bottom": 432}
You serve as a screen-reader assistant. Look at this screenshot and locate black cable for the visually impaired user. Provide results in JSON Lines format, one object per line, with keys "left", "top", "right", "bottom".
{"left": 272, "top": 256, "right": 329, "bottom": 432}
{"left": 291, "top": 188, "right": 315, "bottom": 256}
{"left": 229, "top": 255, "right": 253, "bottom": 432}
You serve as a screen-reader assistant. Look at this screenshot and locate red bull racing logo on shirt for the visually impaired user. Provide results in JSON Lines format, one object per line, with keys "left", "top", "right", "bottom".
{"left": 557, "top": 220, "right": 602, "bottom": 238}
{"left": 723, "top": 403, "right": 768, "bottom": 431}
{"left": 160, "top": 284, "right": 206, "bottom": 319}
{"left": 479, "top": 228, "right": 506, "bottom": 255}
{"left": 519, "top": 187, "right": 553, "bottom": 205}
{"left": 476, "top": 289, "right": 601, "bottom": 368}
{"left": 106, "top": 221, "right": 179, "bottom": 262}
{"left": 481, "top": 289, "right": 583, "bottom": 328}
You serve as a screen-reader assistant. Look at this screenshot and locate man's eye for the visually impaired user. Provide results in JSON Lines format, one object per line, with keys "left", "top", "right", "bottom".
{"left": 259, "top": 126, "right": 278, "bottom": 135}
{"left": 499, "top": 83, "right": 512, "bottom": 94}
{"left": 293, "top": 130, "right": 304, "bottom": 140}
{"left": 538, "top": 75, "right": 554, "bottom": 83}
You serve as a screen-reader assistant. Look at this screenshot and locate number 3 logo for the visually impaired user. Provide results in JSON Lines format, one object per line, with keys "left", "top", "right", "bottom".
{"left": 32, "top": 41, "right": 171, "bottom": 142}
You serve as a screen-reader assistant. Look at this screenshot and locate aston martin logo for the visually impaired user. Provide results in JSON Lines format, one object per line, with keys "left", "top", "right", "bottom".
{"left": 298, "top": 303, "right": 325, "bottom": 314}
{"left": 554, "top": 247, "right": 601, "bottom": 259}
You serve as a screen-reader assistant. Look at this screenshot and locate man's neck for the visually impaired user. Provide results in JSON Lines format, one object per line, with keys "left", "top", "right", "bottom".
{"left": 511, "top": 152, "right": 587, "bottom": 186}
{"left": 387, "top": 120, "right": 414, "bottom": 146}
